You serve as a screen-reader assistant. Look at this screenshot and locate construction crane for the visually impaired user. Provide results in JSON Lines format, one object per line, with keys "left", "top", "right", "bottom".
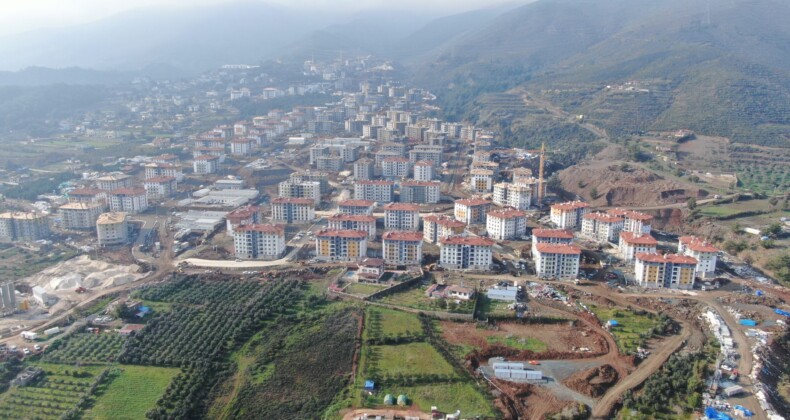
{"left": 523, "top": 143, "right": 551, "bottom": 204}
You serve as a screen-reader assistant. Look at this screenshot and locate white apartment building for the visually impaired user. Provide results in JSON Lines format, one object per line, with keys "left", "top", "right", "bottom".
{"left": 470, "top": 169, "right": 494, "bottom": 193}
{"left": 381, "top": 157, "right": 411, "bottom": 179}
{"left": 316, "top": 155, "right": 344, "bottom": 171}
{"left": 486, "top": 208, "right": 527, "bottom": 241}
{"left": 328, "top": 214, "right": 377, "bottom": 239}
{"left": 607, "top": 209, "right": 653, "bottom": 234}
{"left": 492, "top": 183, "right": 532, "bottom": 210}
{"left": 144, "top": 163, "right": 184, "bottom": 182}
{"left": 618, "top": 231, "right": 658, "bottom": 262}
{"left": 534, "top": 243, "right": 582, "bottom": 280}
{"left": 635, "top": 253, "right": 698, "bottom": 290}
{"left": 422, "top": 215, "right": 466, "bottom": 244}
{"left": 550, "top": 201, "right": 590, "bottom": 230}
{"left": 353, "top": 158, "right": 375, "bottom": 180}
{"left": 278, "top": 180, "right": 321, "bottom": 204}
{"left": 96, "top": 212, "right": 129, "bottom": 246}
{"left": 531, "top": 229, "right": 575, "bottom": 256}
{"left": 230, "top": 138, "right": 253, "bottom": 155}
{"left": 338, "top": 199, "right": 375, "bottom": 215}
{"left": 454, "top": 199, "right": 491, "bottom": 225}
{"left": 409, "top": 145, "right": 443, "bottom": 169}
{"left": 354, "top": 180, "right": 395, "bottom": 203}
{"left": 678, "top": 236, "right": 719, "bottom": 278}
{"left": 233, "top": 224, "right": 286, "bottom": 260}
{"left": 59, "top": 202, "right": 104, "bottom": 230}
{"left": 225, "top": 205, "right": 263, "bottom": 235}
{"left": 108, "top": 188, "right": 148, "bottom": 214}
{"left": 383, "top": 203, "right": 420, "bottom": 231}
{"left": 0, "top": 211, "right": 50, "bottom": 242}
{"left": 581, "top": 212, "right": 624, "bottom": 243}
{"left": 400, "top": 180, "right": 441, "bottom": 204}
{"left": 382, "top": 231, "right": 424, "bottom": 266}
{"left": 67, "top": 188, "right": 107, "bottom": 205}
{"left": 95, "top": 174, "right": 133, "bottom": 191}
{"left": 193, "top": 155, "right": 221, "bottom": 174}
{"left": 270, "top": 198, "right": 315, "bottom": 224}
{"left": 412, "top": 160, "right": 434, "bottom": 181}
{"left": 143, "top": 177, "right": 178, "bottom": 200}
{"left": 439, "top": 236, "right": 494, "bottom": 271}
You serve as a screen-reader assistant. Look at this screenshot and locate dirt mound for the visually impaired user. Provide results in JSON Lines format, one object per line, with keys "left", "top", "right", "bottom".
{"left": 562, "top": 364, "right": 619, "bottom": 398}
{"left": 23, "top": 255, "right": 144, "bottom": 293}
{"left": 493, "top": 380, "right": 586, "bottom": 420}
{"left": 558, "top": 163, "right": 707, "bottom": 207}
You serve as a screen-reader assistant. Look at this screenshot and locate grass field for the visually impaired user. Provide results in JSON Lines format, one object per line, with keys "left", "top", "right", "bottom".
{"left": 587, "top": 304, "right": 661, "bottom": 354}
{"left": 345, "top": 283, "right": 388, "bottom": 296}
{"left": 364, "top": 307, "right": 423, "bottom": 340}
{"left": 0, "top": 245, "right": 79, "bottom": 282}
{"left": 370, "top": 382, "right": 496, "bottom": 418}
{"left": 371, "top": 343, "right": 456, "bottom": 377}
{"left": 486, "top": 336, "right": 548, "bottom": 352}
{"left": 377, "top": 285, "right": 475, "bottom": 314}
{"left": 476, "top": 296, "right": 514, "bottom": 318}
{"left": 83, "top": 365, "right": 179, "bottom": 420}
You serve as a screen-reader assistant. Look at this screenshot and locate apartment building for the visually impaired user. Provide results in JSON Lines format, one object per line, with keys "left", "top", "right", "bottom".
{"left": 439, "top": 236, "right": 494, "bottom": 271}
{"left": 108, "top": 188, "right": 148, "bottom": 214}
{"left": 581, "top": 212, "right": 624, "bottom": 243}
{"left": 678, "top": 236, "right": 719, "bottom": 278}
{"left": 470, "top": 169, "right": 494, "bottom": 193}
{"left": 383, "top": 203, "right": 420, "bottom": 231}
{"left": 354, "top": 180, "right": 395, "bottom": 203}
{"left": 550, "top": 201, "right": 590, "bottom": 230}
{"left": 409, "top": 145, "right": 443, "bottom": 170}
{"left": 96, "top": 212, "right": 129, "bottom": 246}
{"left": 618, "top": 231, "right": 658, "bottom": 262}
{"left": 278, "top": 180, "right": 321, "bottom": 204}
{"left": 412, "top": 160, "right": 434, "bottom": 181}
{"left": 328, "top": 214, "right": 377, "bottom": 239}
{"left": 338, "top": 199, "right": 375, "bottom": 215}
{"left": 233, "top": 224, "right": 286, "bottom": 260}
{"left": 230, "top": 138, "right": 253, "bottom": 156}
{"left": 0, "top": 212, "right": 50, "bottom": 242}
{"left": 399, "top": 180, "right": 441, "bottom": 204}
{"left": 486, "top": 208, "right": 527, "bottom": 241}
{"left": 531, "top": 229, "right": 574, "bottom": 256}
{"left": 59, "top": 202, "right": 104, "bottom": 230}
{"left": 193, "top": 155, "right": 221, "bottom": 174}
{"left": 422, "top": 214, "right": 466, "bottom": 244}
{"left": 290, "top": 171, "right": 330, "bottom": 194}
{"left": 144, "top": 163, "right": 184, "bottom": 182}
{"left": 353, "top": 158, "right": 375, "bottom": 180}
{"left": 492, "top": 182, "right": 532, "bottom": 210}
{"left": 454, "top": 199, "right": 491, "bottom": 225}
{"left": 607, "top": 209, "right": 653, "bottom": 234}
{"left": 316, "top": 155, "right": 344, "bottom": 171}
{"left": 67, "top": 188, "right": 107, "bottom": 206}
{"left": 534, "top": 243, "right": 582, "bottom": 280}
{"left": 382, "top": 231, "right": 424, "bottom": 266}
{"left": 143, "top": 177, "right": 178, "bottom": 200}
{"left": 225, "top": 205, "right": 263, "bottom": 235}
{"left": 315, "top": 229, "right": 368, "bottom": 262}
{"left": 270, "top": 197, "right": 315, "bottom": 224}
{"left": 635, "top": 253, "right": 698, "bottom": 290}
{"left": 381, "top": 157, "right": 411, "bottom": 179}
{"left": 95, "top": 174, "right": 133, "bottom": 191}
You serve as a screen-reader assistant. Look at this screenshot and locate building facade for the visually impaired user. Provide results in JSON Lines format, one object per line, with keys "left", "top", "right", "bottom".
{"left": 96, "top": 212, "right": 129, "bottom": 246}
{"left": 315, "top": 229, "right": 368, "bottom": 261}
{"left": 550, "top": 201, "right": 590, "bottom": 230}
{"left": 531, "top": 229, "right": 574, "bottom": 256}
{"left": 108, "top": 188, "right": 149, "bottom": 214}
{"left": 383, "top": 203, "right": 420, "bottom": 231}
{"left": 225, "top": 205, "right": 263, "bottom": 235}
{"left": 399, "top": 180, "right": 441, "bottom": 204}
{"left": 0, "top": 212, "right": 50, "bottom": 242}
{"left": 581, "top": 212, "right": 624, "bottom": 243}
{"left": 422, "top": 215, "right": 466, "bottom": 244}
{"left": 454, "top": 199, "right": 491, "bottom": 225}
{"left": 534, "top": 243, "right": 581, "bottom": 280}
{"left": 412, "top": 160, "right": 434, "bottom": 181}
{"left": 492, "top": 183, "right": 532, "bottom": 210}
{"left": 338, "top": 199, "right": 375, "bottom": 215}
{"left": 618, "top": 231, "right": 658, "bottom": 262}
{"left": 678, "top": 236, "right": 719, "bottom": 278}
{"left": 59, "top": 202, "right": 104, "bottom": 230}
{"left": 382, "top": 231, "right": 424, "bottom": 266}
{"left": 143, "top": 177, "right": 178, "bottom": 200}
{"left": 439, "top": 236, "right": 494, "bottom": 270}
{"left": 233, "top": 224, "right": 286, "bottom": 260}
{"left": 278, "top": 180, "right": 321, "bottom": 204}
{"left": 270, "top": 198, "right": 315, "bottom": 224}
{"left": 328, "top": 214, "right": 377, "bottom": 239}
{"left": 354, "top": 180, "right": 395, "bottom": 203}
{"left": 193, "top": 155, "right": 221, "bottom": 174}
{"left": 486, "top": 208, "right": 527, "bottom": 241}
{"left": 635, "top": 253, "right": 698, "bottom": 290}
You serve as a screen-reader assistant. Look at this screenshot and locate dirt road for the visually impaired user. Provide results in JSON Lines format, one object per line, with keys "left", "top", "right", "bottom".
{"left": 341, "top": 408, "right": 431, "bottom": 420}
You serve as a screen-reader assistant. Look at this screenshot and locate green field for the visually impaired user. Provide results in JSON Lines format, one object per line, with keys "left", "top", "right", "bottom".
{"left": 83, "top": 365, "right": 179, "bottom": 420}
{"left": 0, "top": 245, "right": 79, "bottom": 282}
{"left": 698, "top": 206, "right": 744, "bottom": 218}
{"left": 476, "top": 296, "right": 515, "bottom": 318}
{"left": 371, "top": 382, "right": 496, "bottom": 418}
{"left": 345, "top": 283, "right": 388, "bottom": 296}
{"left": 377, "top": 285, "right": 475, "bottom": 314}
{"left": 44, "top": 332, "right": 125, "bottom": 364}
{"left": 588, "top": 304, "right": 662, "bottom": 354}
{"left": 486, "top": 335, "right": 548, "bottom": 352}
{"left": 372, "top": 343, "right": 456, "bottom": 377}
{"left": 365, "top": 307, "right": 423, "bottom": 339}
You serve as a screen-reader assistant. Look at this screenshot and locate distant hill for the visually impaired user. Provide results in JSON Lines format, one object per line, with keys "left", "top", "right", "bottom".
{"left": 410, "top": 0, "right": 790, "bottom": 148}
{"left": 0, "top": 1, "right": 333, "bottom": 74}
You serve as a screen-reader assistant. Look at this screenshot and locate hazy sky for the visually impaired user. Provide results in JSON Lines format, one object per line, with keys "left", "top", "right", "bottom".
{"left": 0, "top": 0, "right": 513, "bottom": 37}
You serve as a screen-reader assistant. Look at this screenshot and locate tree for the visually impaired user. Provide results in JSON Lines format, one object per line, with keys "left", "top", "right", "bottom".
{"left": 686, "top": 197, "right": 697, "bottom": 210}
{"left": 590, "top": 187, "right": 600, "bottom": 200}
{"left": 769, "top": 197, "right": 779, "bottom": 206}
{"left": 764, "top": 223, "right": 783, "bottom": 238}
{"left": 113, "top": 303, "right": 135, "bottom": 320}
{"left": 743, "top": 254, "right": 755, "bottom": 265}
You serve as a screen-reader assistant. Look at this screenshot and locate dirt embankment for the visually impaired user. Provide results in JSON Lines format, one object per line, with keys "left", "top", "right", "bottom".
{"left": 558, "top": 163, "right": 707, "bottom": 207}
{"left": 563, "top": 364, "right": 619, "bottom": 398}
{"left": 492, "top": 381, "right": 585, "bottom": 420}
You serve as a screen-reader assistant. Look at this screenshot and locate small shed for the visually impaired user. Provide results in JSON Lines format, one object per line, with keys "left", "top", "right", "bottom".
{"left": 363, "top": 380, "right": 375, "bottom": 391}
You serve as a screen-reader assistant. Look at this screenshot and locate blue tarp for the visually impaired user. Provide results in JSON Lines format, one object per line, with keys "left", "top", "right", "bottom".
{"left": 705, "top": 407, "right": 734, "bottom": 420}
{"left": 139, "top": 306, "right": 151, "bottom": 313}
{"left": 775, "top": 309, "right": 790, "bottom": 317}
{"left": 755, "top": 290, "right": 765, "bottom": 297}
{"left": 364, "top": 380, "right": 375, "bottom": 390}
{"left": 607, "top": 320, "right": 619, "bottom": 326}
{"left": 739, "top": 319, "right": 758, "bottom": 326}
{"left": 734, "top": 405, "right": 754, "bottom": 417}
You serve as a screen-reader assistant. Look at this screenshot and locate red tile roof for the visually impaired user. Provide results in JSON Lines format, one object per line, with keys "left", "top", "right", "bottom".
{"left": 423, "top": 215, "right": 466, "bottom": 228}
{"left": 584, "top": 212, "right": 623, "bottom": 223}
{"left": 226, "top": 205, "right": 261, "bottom": 221}
{"left": 329, "top": 214, "right": 376, "bottom": 223}
{"left": 679, "top": 236, "right": 719, "bottom": 253}
{"left": 440, "top": 235, "right": 495, "bottom": 246}
{"left": 338, "top": 199, "right": 375, "bottom": 207}
{"left": 635, "top": 252, "right": 698, "bottom": 265}
{"left": 607, "top": 208, "right": 653, "bottom": 221}
{"left": 194, "top": 155, "right": 220, "bottom": 161}
{"left": 271, "top": 197, "right": 314, "bottom": 205}
{"left": 532, "top": 229, "right": 574, "bottom": 239}
{"left": 535, "top": 243, "right": 582, "bottom": 255}
{"left": 382, "top": 231, "right": 423, "bottom": 241}
{"left": 413, "top": 160, "right": 434, "bottom": 166}
{"left": 384, "top": 203, "right": 420, "bottom": 211}
{"left": 68, "top": 188, "right": 105, "bottom": 196}
{"left": 315, "top": 229, "right": 367, "bottom": 239}
{"left": 358, "top": 180, "right": 395, "bottom": 186}
{"left": 110, "top": 187, "right": 146, "bottom": 196}
{"left": 619, "top": 231, "right": 658, "bottom": 245}
{"left": 551, "top": 201, "right": 590, "bottom": 211}
{"left": 401, "top": 180, "right": 440, "bottom": 187}
{"left": 455, "top": 198, "right": 491, "bottom": 207}
{"left": 144, "top": 176, "right": 176, "bottom": 184}
{"left": 488, "top": 208, "right": 527, "bottom": 219}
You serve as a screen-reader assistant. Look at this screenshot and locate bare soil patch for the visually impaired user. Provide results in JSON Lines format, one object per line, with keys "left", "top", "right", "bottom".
{"left": 562, "top": 364, "right": 619, "bottom": 398}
